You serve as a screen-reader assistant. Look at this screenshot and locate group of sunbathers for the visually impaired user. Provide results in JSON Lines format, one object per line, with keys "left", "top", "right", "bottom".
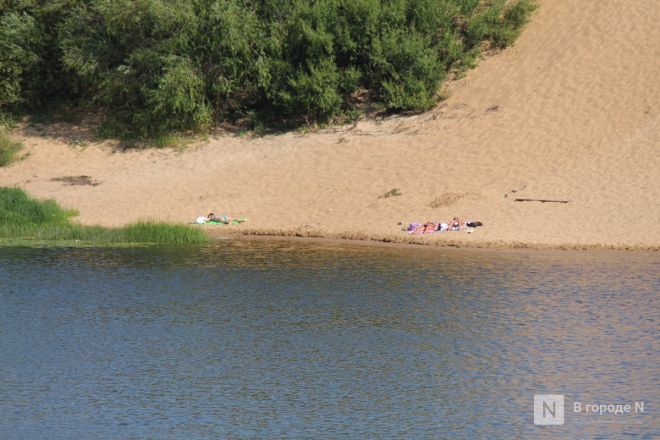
{"left": 407, "top": 217, "right": 483, "bottom": 234}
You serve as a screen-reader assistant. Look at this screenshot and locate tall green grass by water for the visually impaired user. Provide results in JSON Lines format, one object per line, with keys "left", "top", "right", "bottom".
{"left": 0, "top": 187, "right": 208, "bottom": 245}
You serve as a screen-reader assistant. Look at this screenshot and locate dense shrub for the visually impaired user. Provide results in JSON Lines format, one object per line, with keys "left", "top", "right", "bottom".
{"left": 0, "top": 0, "right": 536, "bottom": 136}
{"left": 0, "top": 12, "right": 42, "bottom": 107}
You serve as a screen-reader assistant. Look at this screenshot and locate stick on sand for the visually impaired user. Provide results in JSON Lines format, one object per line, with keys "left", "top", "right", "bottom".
{"left": 514, "top": 198, "right": 570, "bottom": 203}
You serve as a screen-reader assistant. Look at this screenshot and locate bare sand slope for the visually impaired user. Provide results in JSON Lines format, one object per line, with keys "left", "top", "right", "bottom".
{"left": 2, "top": 0, "right": 659, "bottom": 249}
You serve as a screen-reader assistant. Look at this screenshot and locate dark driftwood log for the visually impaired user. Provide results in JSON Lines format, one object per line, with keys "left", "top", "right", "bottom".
{"left": 514, "top": 198, "right": 570, "bottom": 203}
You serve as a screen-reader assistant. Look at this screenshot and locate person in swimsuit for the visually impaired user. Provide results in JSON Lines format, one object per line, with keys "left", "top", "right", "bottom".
{"left": 207, "top": 213, "right": 232, "bottom": 224}
{"left": 412, "top": 222, "right": 439, "bottom": 234}
{"left": 446, "top": 217, "right": 483, "bottom": 230}
{"left": 447, "top": 217, "right": 461, "bottom": 231}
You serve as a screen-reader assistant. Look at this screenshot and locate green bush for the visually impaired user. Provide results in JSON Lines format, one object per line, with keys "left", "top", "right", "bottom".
{"left": 466, "top": 0, "right": 537, "bottom": 49}
{"left": 59, "top": 0, "right": 204, "bottom": 137}
{"left": 503, "top": 0, "right": 538, "bottom": 40}
{"left": 1, "top": 0, "right": 536, "bottom": 135}
{"left": 0, "top": 12, "right": 43, "bottom": 107}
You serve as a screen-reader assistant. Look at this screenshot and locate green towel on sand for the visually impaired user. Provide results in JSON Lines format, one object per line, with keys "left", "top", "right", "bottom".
{"left": 207, "top": 218, "right": 247, "bottom": 225}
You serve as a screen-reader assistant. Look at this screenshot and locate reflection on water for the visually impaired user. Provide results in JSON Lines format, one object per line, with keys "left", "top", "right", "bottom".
{"left": 0, "top": 240, "right": 658, "bottom": 439}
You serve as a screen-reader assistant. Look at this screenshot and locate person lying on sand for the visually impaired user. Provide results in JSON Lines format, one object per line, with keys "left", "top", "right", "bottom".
{"left": 406, "top": 219, "right": 482, "bottom": 234}
{"left": 447, "top": 217, "right": 483, "bottom": 230}
{"left": 447, "top": 217, "right": 462, "bottom": 231}
{"left": 207, "top": 212, "right": 232, "bottom": 224}
{"left": 411, "top": 222, "right": 438, "bottom": 234}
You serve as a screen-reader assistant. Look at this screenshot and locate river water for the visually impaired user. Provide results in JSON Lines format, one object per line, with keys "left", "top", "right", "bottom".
{"left": 0, "top": 240, "right": 658, "bottom": 439}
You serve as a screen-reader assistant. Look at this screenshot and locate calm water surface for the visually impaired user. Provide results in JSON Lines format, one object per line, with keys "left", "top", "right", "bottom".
{"left": 0, "top": 240, "right": 658, "bottom": 439}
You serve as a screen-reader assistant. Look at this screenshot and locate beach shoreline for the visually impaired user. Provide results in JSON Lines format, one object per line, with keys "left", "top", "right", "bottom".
{"left": 205, "top": 227, "right": 660, "bottom": 253}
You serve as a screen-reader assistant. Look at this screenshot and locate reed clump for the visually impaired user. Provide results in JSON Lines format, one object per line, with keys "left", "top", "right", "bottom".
{"left": 0, "top": 187, "right": 208, "bottom": 245}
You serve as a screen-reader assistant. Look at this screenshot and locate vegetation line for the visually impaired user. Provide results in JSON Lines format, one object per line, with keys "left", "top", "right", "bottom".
{"left": 1, "top": 0, "right": 536, "bottom": 138}
{"left": 0, "top": 188, "right": 208, "bottom": 246}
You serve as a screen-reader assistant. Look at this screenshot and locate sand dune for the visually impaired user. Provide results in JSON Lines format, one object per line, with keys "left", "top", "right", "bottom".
{"left": 1, "top": 0, "right": 659, "bottom": 250}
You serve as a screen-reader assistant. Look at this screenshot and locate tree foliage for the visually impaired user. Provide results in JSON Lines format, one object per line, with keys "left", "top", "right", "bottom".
{"left": 0, "top": 0, "right": 536, "bottom": 136}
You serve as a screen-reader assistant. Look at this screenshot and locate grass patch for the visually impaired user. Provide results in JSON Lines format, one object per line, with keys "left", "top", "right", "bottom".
{"left": 0, "top": 187, "right": 208, "bottom": 245}
{"left": 96, "top": 125, "right": 206, "bottom": 152}
{"left": 0, "top": 128, "right": 23, "bottom": 167}
{"left": 151, "top": 133, "right": 202, "bottom": 151}
{"left": 0, "top": 112, "right": 19, "bottom": 129}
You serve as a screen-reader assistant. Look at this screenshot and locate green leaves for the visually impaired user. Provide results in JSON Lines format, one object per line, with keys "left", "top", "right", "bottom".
{"left": 1, "top": 0, "right": 536, "bottom": 134}
{"left": 286, "top": 58, "right": 342, "bottom": 121}
{"left": 0, "top": 12, "right": 42, "bottom": 106}
{"left": 145, "top": 56, "right": 212, "bottom": 131}
{"left": 466, "top": 0, "right": 537, "bottom": 49}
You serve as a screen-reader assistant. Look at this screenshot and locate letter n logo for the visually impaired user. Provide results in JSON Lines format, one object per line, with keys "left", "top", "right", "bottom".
{"left": 534, "top": 394, "right": 565, "bottom": 425}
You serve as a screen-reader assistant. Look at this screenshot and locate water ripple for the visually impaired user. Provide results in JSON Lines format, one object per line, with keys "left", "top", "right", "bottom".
{"left": 0, "top": 242, "right": 657, "bottom": 439}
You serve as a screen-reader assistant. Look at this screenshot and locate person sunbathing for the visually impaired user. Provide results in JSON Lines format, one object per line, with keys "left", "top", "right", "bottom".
{"left": 446, "top": 217, "right": 483, "bottom": 230}
{"left": 447, "top": 217, "right": 462, "bottom": 231}
{"left": 207, "top": 213, "right": 232, "bottom": 224}
{"left": 412, "top": 222, "right": 439, "bottom": 234}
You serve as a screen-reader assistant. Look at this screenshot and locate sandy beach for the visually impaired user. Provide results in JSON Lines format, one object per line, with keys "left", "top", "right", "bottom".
{"left": 1, "top": 0, "right": 659, "bottom": 250}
